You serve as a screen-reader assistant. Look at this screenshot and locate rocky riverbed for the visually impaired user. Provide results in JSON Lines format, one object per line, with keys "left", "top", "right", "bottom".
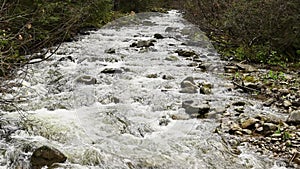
{"left": 0, "top": 10, "right": 299, "bottom": 169}
{"left": 220, "top": 62, "right": 300, "bottom": 167}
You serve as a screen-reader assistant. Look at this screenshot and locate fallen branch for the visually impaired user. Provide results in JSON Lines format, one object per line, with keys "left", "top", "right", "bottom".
{"left": 232, "top": 81, "right": 260, "bottom": 93}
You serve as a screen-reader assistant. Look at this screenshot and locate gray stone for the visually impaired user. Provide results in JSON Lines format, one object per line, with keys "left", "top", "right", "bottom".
{"left": 165, "top": 55, "right": 179, "bottom": 61}
{"left": 232, "top": 101, "right": 247, "bottom": 106}
{"left": 263, "top": 98, "right": 276, "bottom": 107}
{"left": 154, "top": 33, "right": 164, "bottom": 39}
{"left": 30, "top": 145, "right": 67, "bottom": 169}
{"left": 182, "top": 100, "right": 210, "bottom": 117}
{"left": 146, "top": 74, "right": 158, "bottom": 78}
{"left": 236, "top": 63, "right": 257, "bottom": 72}
{"left": 187, "top": 62, "right": 198, "bottom": 67}
{"left": 162, "top": 75, "right": 175, "bottom": 80}
{"left": 180, "top": 77, "right": 198, "bottom": 94}
{"left": 159, "top": 116, "right": 171, "bottom": 126}
{"left": 75, "top": 75, "right": 97, "bottom": 85}
{"left": 244, "top": 82, "right": 262, "bottom": 90}
{"left": 101, "top": 68, "right": 122, "bottom": 74}
{"left": 136, "top": 40, "right": 155, "bottom": 48}
{"left": 175, "top": 49, "right": 198, "bottom": 57}
{"left": 180, "top": 77, "right": 196, "bottom": 87}
{"left": 287, "top": 110, "right": 300, "bottom": 124}
{"left": 105, "top": 48, "right": 116, "bottom": 54}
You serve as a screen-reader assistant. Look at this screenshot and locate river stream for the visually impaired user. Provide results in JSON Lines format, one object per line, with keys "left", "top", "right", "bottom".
{"left": 0, "top": 11, "right": 288, "bottom": 169}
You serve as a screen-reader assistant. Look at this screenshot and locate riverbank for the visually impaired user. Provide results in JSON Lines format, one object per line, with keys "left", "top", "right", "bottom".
{"left": 218, "top": 62, "right": 300, "bottom": 167}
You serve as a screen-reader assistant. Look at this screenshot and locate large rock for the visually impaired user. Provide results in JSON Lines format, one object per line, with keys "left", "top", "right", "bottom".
{"left": 199, "top": 82, "right": 212, "bottom": 95}
{"left": 131, "top": 40, "right": 156, "bottom": 48}
{"left": 180, "top": 77, "right": 198, "bottom": 93}
{"left": 105, "top": 48, "right": 116, "bottom": 54}
{"left": 287, "top": 110, "right": 300, "bottom": 124}
{"left": 101, "top": 68, "right": 122, "bottom": 74}
{"left": 182, "top": 100, "right": 210, "bottom": 118}
{"left": 165, "top": 55, "right": 179, "bottom": 61}
{"left": 241, "top": 117, "right": 259, "bottom": 129}
{"left": 175, "top": 49, "right": 198, "bottom": 57}
{"left": 154, "top": 33, "right": 164, "bottom": 39}
{"left": 30, "top": 145, "right": 67, "bottom": 169}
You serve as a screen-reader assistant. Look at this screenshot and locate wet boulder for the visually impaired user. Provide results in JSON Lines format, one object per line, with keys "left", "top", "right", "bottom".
{"left": 165, "top": 55, "right": 179, "bottom": 61}
{"left": 154, "top": 33, "right": 164, "bottom": 39}
{"left": 240, "top": 117, "right": 259, "bottom": 129}
{"left": 101, "top": 68, "right": 122, "bottom": 74}
{"left": 105, "top": 48, "right": 116, "bottom": 54}
{"left": 159, "top": 116, "right": 171, "bottom": 126}
{"left": 162, "top": 74, "right": 175, "bottom": 80}
{"left": 58, "top": 56, "right": 75, "bottom": 62}
{"left": 180, "top": 77, "right": 198, "bottom": 94}
{"left": 182, "top": 100, "right": 210, "bottom": 118}
{"left": 175, "top": 49, "right": 198, "bottom": 57}
{"left": 180, "top": 77, "right": 196, "bottom": 87}
{"left": 131, "top": 40, "right": 156, "bottom": 48}
{"left": 30, "top": 145, "right": 67, "bottom": 169}
{"left": 287, "top": 110, "right": 300, "bottom": 125}
{"left": 146, "top": 73, "right": 158, "bottom": 78}
{"left": 75, "top": 75, "right": 97, "bottom": 85}
{"left": 199, "top": 82, "right": 213, "bottom": 95}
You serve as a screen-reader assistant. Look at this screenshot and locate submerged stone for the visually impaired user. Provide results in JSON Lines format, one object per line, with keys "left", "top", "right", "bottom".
{"left": 101, "top": 68, "right": 122, "bottom": 74}
{"left": 165, "top": 55, "right": 179, "bottom": 61}
{"left": 105, "top": 48, "right": 116, "bottom": 54}
{"left": 75, "top": 75, "right": 97, "bottom": 85}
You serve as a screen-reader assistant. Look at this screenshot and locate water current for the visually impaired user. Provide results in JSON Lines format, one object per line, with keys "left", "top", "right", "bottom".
{"left": 0, "top": 11, "right": 287, "bottom": 169}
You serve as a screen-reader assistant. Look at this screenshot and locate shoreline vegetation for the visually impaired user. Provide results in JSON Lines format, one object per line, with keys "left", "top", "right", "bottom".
{"left": 1, "top": 0, "right": 299, "bottom": 80}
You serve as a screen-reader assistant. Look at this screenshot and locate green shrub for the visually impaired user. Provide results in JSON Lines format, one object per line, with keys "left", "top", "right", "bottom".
{"left": 113, "top": 0, "right": 172, "bottom": 12}
{"left": 178, "top": 0, "right": 300, "bottom": 65}
{"left": 0, "top": 0, "right": 112, "bottom": 79}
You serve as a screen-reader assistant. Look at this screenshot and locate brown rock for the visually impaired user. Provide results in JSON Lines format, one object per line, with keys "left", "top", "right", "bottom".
{"left": 175, "top": 49, "right": 198, "bottom": 57}
{"left": 241, "top": 117, "right": 259, "bottom": 129}
{"left": 30, "top": 145, "right": 67, "bottom": 169}
{"left": 263, "top": 98, "right": 276, "bottom": 107}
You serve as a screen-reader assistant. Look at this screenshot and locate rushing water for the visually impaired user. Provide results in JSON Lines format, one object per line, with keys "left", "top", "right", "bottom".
{"left": 0, "top": 11, "right": 287, "bottom": 168}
